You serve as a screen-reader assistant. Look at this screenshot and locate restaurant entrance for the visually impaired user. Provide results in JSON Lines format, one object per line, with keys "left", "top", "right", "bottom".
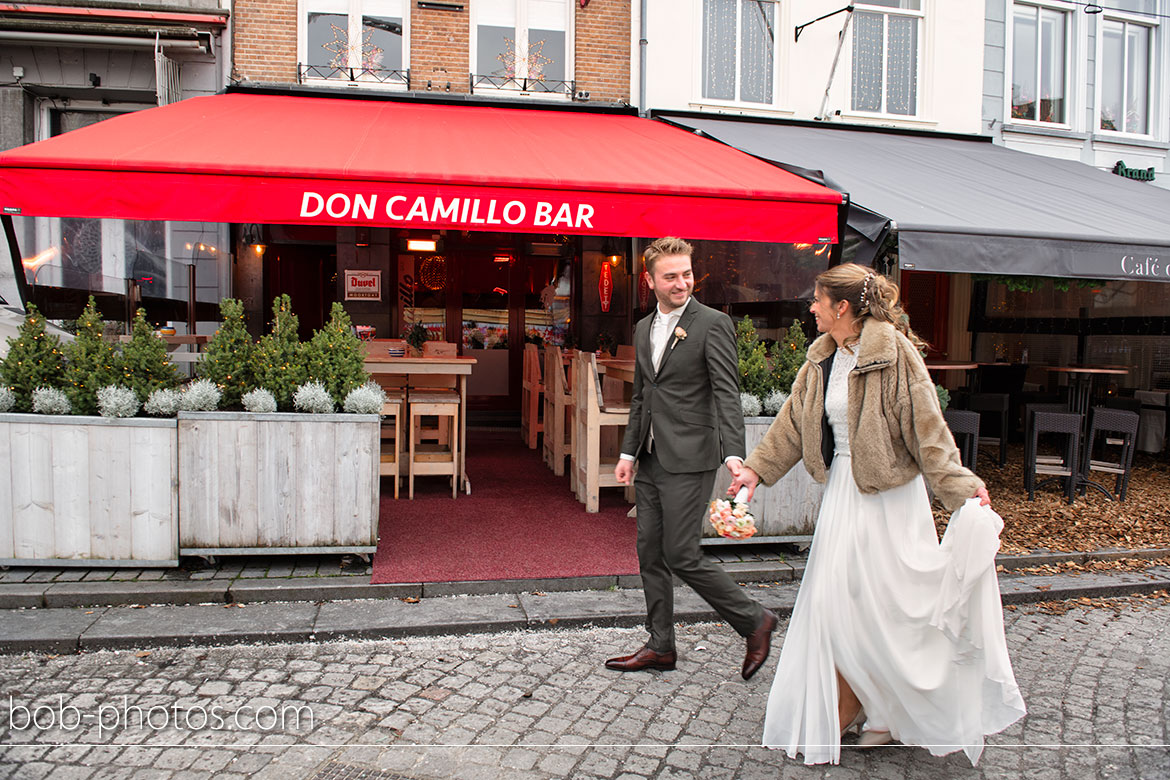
{"left": 449, "top": 235, "right": 572, "bottom": 413}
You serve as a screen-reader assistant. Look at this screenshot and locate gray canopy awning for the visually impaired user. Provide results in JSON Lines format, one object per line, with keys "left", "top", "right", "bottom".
{"left": 658, "top": 113, "right": 1170, "bottom": 282}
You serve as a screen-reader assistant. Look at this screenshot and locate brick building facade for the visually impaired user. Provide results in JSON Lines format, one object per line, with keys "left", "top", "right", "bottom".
{"left": 231, "top": 0, "right": 630, "bottom": 105}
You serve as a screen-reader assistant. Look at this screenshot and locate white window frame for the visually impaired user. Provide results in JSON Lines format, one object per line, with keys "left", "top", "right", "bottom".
{"left": 691, "top": 0, "right": 787, "bottom": 112}
{"left": 1005, "top": 1, "right": 1075, "bottom": 129}
{"left": 846, "top": 1, "right": 926, "bottom": 119}
{"left": 297, "top": 0, "right": 411, "bottom": 90}
{"left": 1094, "top": 6, "right": 1159, "bottom": 139}
{"left": 469, "top": 0, "right": 575, "bottom": 100}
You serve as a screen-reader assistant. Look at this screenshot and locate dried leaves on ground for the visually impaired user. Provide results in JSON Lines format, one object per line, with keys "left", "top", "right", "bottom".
{"left": 934, "top": 446, "right": 1170, "bottom": 555}
{"left": 1006, "top": 590, "right": 1170, "bottom": 616}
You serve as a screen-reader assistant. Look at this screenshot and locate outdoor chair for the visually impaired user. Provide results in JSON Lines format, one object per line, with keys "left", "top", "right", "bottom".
{"left": 1025, "top": 411, "right": 1082, "bottom": 504}
{"left": 520, "top": 343, "right": 544, "bottom": 450}
{"left": 572, "top": 351, "right": 634, "bottom": 513}
{"left": 943, "top": 409, "right": 980, "bottom": 471}
{"left": 379, "top": 391, "right": 404, "bottom": 499}
{"left": 1082, "top": 407, "right": 1140, "bottom": 501}
{"left": 542, "top": 345, "right": 574, "bottom": 477}
{"left": 967, "top": 392, "right": 1010, "bottom": 466}
{"left": 407, "top": 390, "right": 459, "bottom": 499}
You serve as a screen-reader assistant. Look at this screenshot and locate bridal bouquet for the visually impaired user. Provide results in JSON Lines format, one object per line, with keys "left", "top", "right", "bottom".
{"left": 708, "top": 487, "right": 758, "bottom": 540}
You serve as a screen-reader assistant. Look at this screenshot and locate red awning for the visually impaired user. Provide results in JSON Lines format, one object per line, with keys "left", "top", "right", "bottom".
{"left": 0, "top": 92, "right": 841, "bottom": 243}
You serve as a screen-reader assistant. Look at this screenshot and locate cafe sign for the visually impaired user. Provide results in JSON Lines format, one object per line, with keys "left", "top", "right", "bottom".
{"left": 345, "top": 270, "right": 382, "bottom": 300}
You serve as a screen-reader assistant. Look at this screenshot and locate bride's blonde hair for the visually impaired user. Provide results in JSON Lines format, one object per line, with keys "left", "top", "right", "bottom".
{"left": 815, "top": 264, "right": 926, "bottom": 352}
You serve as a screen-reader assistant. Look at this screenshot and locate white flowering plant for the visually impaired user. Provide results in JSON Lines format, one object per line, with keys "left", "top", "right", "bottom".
{"left": 740, "top": 392, "right": 762, "bottom": 418}
{"left": 144, "top": 387, "right": 182, "bottom": 417}
{"left": 180, "top": 378, "right": 222, "bottom": 412}
{"left": 763, "top": 389, "right": 790, "bottom": 417}
{"left": 242, "top": 388, "right": 277, "bottom": 413}
{"left": 0, "top": 386, "right": 15, "bottom": 413}
{"left": 343, "top": 382, "right": 387, "bottom": 415}
{"left": 32, "top": 386, "right": 71, "bottom": 415}
{"left": 96, "top": 385, "right": 140, "bottom": 418}
{"left": 293, "top": 381, "right": 335, "bottom": 414}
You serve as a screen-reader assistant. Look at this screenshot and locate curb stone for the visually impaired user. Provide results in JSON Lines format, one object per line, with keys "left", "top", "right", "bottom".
{"left": 0, "top": 567, "right": 1166, "bottom": 655}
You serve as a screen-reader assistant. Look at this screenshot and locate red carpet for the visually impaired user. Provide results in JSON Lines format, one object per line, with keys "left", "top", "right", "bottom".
{"left": 372, "top": 431, "right": 640, "bottom": 583}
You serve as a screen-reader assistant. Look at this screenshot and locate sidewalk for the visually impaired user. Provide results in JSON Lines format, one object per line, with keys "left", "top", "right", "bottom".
{"left": 2, "top": 546, "right": 1167, "bottom": 655}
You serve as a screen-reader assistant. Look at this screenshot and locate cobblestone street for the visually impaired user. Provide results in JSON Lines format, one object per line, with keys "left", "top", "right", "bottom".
{"left": 1, "top": 598, "right": 1167, "bottom": 780}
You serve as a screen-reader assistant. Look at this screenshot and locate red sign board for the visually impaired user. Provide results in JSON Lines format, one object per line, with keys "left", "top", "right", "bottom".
{"left": 598, "top": 261, "right": 613, "bottom": 313}
{"left": 638, "top": 267, "right": 651, "bottom": 311}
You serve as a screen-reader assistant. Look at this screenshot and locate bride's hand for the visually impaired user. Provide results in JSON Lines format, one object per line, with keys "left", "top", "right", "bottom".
{"left": 974, "top": 485, "right": 991, "bottom": 507}
{"left": 729, "top": 465, "right": 760, "bottom": 502}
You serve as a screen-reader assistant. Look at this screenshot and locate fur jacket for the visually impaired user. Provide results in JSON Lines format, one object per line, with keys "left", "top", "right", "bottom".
{"left": 743, "top": 318, "right": 983, "bottom": 512}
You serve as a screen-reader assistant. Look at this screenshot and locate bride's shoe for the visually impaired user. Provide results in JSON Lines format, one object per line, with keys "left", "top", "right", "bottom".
{"left": 840, "top": 707, "right": 866, "bottom": 738}
{"left": 857, "top": 729, "right": 892, "bottom": 747}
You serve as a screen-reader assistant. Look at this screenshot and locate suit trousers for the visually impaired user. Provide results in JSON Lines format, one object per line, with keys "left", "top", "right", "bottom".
{"left": 634, "top": 449, "right": 763, "bottom": 652}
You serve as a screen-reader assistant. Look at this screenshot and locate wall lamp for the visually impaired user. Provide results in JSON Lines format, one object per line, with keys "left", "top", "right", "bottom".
{"left": 241, "top": 224, "right": 266, "bottom": 256}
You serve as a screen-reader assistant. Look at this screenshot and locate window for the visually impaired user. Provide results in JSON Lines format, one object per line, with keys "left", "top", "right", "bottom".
{"left": 851, "top": 0, "right": 922, "bottom": 116}
{"left": 1011, "top": 4, "right": 1069, "bottom": 124}
{"left": 303, "top": 0, "right": 406, "bottom": 84}
{"left": 473, "top": 0, "right": 570, "bottom": 94}
{"left": 1099, "top": 13, "right": 1155, "bottom": 135}
{"left": 701, "top": 0, "right": 776, "bottom": 105}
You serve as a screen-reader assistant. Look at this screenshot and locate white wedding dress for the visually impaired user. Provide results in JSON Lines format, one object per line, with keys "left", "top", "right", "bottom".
{"left": 762, "top": 346, "right": 1026, "bottom": 766}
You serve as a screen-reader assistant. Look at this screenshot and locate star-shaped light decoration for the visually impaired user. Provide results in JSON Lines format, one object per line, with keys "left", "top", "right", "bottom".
{"left": 495, "top": 36, "right": 553, "bottom": 80}
{"left": 321, "top": 23, "right": 351, "bottom": 69}
{"left": 322, "top": 24, "right": 384, "bottom": 73}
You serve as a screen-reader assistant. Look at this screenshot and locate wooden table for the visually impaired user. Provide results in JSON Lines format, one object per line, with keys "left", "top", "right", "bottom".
{"left": 363, "top": 355, "right": 477, "bottom": 493}
{"left": 596, "top": 358, "right": 636, "bottom": 384}
{"left": 1045, "top": 366, "right": 1129, "bottom": 419}
{"left": 924, "top": 361, "right": 977, "bottom": 372}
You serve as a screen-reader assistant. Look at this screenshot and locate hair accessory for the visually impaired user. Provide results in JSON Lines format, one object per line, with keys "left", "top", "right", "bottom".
{"left": 859, "top": 272, "right": 876, "bottom": 310}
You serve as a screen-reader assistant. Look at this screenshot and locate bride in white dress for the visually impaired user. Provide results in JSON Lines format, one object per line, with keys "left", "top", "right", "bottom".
{"left": 730, "top": 264, "right": 1026, "bottom": 765}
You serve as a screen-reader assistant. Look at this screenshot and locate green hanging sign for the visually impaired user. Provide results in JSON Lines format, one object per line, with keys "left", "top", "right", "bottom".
{"left": 1112, "top": 160, "right": 1156, "bottom": 181}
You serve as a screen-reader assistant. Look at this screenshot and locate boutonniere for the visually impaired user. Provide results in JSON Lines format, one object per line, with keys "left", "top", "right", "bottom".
{"left": 674, "top": 326, "right": 687, "bottom": 341}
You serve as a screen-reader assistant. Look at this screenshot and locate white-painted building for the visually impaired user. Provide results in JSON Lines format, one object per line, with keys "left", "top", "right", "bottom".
{"left": 984, "top": 0, "right": 1168, "bottom": 189}
{"left": 637, "top": 0, "right": 986, "bottom": 134}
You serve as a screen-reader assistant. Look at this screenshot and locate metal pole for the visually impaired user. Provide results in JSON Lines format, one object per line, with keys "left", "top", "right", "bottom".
{"left": 188, "top": 263, "right": 197, "bottom": 333}
{"left": 638, "top": 0, "right": 648, "bottom": 116}
{"left": 817, "top": 8, "right": 853, "bottom": 121}
{"left": 2, "top": 214, "right": 31, "bottom": 309}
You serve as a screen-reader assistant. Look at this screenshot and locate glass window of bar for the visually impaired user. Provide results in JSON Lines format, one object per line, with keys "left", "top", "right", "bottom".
{"left": 474, "top": 0, "right": 568, "bottom": 93}
{"left": 304, "top": 0, "right": 405, "bottom": 84}
{"left": 851, "top": 0, "right": 922, "bottom": 116}
{"left": 1011, "top": 4, "right": 1068, "bottom": 124}
{"left": 1100, "top": 17, "right": 1153, "bottom": 135}
{"left": 701, "top": 0, "right": 776, "bottom": 105}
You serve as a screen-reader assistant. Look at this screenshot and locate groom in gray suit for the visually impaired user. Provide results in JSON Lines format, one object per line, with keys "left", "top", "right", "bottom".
{"left": 607, "top": 236, "right": 777, "bottom": 680}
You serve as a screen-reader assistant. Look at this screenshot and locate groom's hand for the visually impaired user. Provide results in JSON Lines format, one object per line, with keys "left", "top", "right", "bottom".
{"left": 614, "top": 459, "right": 634, "bottom": 485}
{"left": 728, "top": 465, "right": 761, "bottom": 502}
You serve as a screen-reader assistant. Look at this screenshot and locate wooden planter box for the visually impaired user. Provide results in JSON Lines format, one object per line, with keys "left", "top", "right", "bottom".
{"left": 177, "top": 412, "right": 380, "bottom": 556}
{"left": 0, "top": 414, "right": 179, "bottom": 567}
{"left": 704, "top": 417, "right": 824, "bottom": 545}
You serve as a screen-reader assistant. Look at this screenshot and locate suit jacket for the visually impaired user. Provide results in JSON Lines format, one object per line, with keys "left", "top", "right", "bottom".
{"left": 620, "top": 298, "right": 746, "bottom": 473}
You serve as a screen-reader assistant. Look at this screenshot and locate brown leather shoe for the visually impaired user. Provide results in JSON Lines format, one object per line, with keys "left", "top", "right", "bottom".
{"left": 604, "top": 646, "right": 677, "bottom": 672}
{"left": 741, "top": 608, "right": 778, "bottom": 680}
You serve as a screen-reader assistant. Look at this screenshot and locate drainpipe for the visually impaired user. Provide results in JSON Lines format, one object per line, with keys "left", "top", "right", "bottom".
{"left": 638, "top": 0, "right": 647, "bottom": 116}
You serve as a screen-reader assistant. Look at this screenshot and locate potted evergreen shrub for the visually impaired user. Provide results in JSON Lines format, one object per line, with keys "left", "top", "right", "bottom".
{"left": 0, "top": 302, "right": 178, "bottom": 567}
{"left": 177, "top": 295, "right": 379, "bottom": 557}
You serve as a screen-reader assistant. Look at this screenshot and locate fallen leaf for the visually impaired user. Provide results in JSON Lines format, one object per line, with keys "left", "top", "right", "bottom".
{"left": 401, "top": 597, "right": 419, "bottom": 604}
{"left": 135, "top": 651, "right": 151, "bottom": 658}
